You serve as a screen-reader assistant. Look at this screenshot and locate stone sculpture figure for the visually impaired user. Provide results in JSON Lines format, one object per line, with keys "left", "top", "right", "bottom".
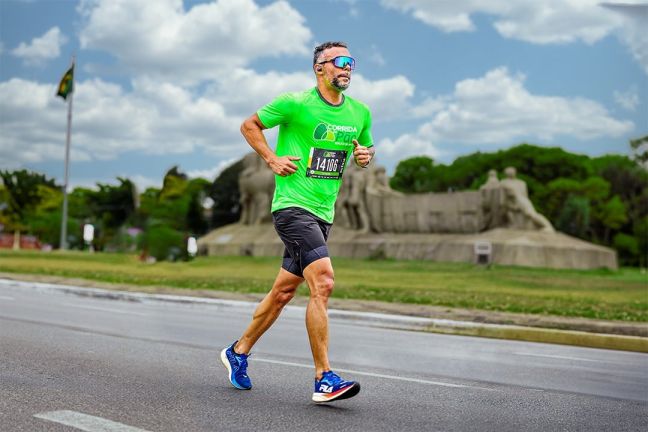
{"left": 334, "top": 167, "right": 352, "bottom": 229}
{"left": 365, "top": 165, "right": 403, "bottom": 232}
{"left": 238, "top": 152, "right": 274, "bottom": 225}
{"left": 479, "top": 169, "right": 503, "bottom": 230}
{"left": 500, "top": 167, "right": 554, "bottom": 232}
{"left": 341, "top": 162, "right": 371, "bottom": 233}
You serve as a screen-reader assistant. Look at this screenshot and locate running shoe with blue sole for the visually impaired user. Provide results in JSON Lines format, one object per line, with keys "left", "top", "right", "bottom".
{"left": 220, "top": 341, "right": 252, "bottom": 390}
{"left": 312, "top": 370, "right": 360, "bottom": 403}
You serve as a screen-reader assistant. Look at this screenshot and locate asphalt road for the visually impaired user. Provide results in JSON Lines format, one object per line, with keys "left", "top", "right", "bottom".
{"left": 1, "top": 279, "right": 647, "bottom": 431}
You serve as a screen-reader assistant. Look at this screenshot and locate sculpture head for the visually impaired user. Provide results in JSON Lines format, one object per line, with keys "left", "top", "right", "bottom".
{"left": 504, "top": 167, "right": 517, "bottom": 179}
{"left": 242, "top": 152, "right": 259, "bottom": 169}
{"left": 488, "top": 169, "right": 497, "bottom": 179}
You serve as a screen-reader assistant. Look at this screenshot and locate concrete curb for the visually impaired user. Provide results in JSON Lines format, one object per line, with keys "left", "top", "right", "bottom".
{"left": 2, "top": 278, "right": 646, "bottom": 353}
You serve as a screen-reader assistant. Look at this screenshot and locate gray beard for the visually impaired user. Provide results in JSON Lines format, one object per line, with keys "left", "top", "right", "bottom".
{"left": 332, "top": 76, "right": 350, "bottom": 91}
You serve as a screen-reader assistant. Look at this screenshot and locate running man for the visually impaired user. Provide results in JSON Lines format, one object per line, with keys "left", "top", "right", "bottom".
{"left": 221, "top": 41, "right": 374, "bottom": 403}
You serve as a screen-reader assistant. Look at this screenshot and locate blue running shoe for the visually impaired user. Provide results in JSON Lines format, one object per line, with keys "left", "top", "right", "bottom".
{"left": 220, "top": 341, "right": 252, "bottom": 390}
{"left": 312, "top": 370, "right": 360, "bottom": 403}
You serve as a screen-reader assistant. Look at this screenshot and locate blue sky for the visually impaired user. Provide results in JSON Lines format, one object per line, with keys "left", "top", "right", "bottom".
{"left": 1, "top": 0, "right": 646, "bottom": 191}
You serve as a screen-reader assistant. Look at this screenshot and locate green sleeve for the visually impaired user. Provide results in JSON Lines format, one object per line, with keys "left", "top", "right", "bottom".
{"left": 358, "top": 107, "right": 373, "bottom": 148}
{"left": 257, "top": 93, "right": 297, "bottom": 129}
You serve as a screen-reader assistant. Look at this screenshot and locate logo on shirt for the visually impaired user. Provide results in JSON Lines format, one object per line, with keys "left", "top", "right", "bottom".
{"left": 313, "top": 123, "right": 357, "bottom": 144}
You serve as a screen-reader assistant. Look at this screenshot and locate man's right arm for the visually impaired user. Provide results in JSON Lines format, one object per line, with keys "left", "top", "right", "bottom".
{"left": 240, "top": 113, "right": 300, "bottom": 177}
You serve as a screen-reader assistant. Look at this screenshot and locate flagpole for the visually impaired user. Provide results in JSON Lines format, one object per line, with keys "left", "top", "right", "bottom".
{"left": 59, "top": 55, "right": 75, "bottom": 250}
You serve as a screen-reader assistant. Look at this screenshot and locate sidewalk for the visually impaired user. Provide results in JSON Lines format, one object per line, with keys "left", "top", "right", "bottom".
{"left": 1, "top": 273, "right": 646, "bottom": 353}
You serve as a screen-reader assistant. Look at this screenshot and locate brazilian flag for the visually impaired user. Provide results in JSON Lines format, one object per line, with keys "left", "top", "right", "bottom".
{"left": 56, "top": 64, "right": 74, "bottom": 100}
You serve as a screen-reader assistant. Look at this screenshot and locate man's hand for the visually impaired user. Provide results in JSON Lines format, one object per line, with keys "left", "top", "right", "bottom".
{"left": 268, "top": 155, "right": 301, "bottom": 176}
{"left": 353, "top": 139, "right": 372, "bottom": 167}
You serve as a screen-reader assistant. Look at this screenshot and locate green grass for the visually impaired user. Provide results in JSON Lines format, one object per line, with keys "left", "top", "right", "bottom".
{"left": 1, "top": 250, "right": 646, "bottom": 322}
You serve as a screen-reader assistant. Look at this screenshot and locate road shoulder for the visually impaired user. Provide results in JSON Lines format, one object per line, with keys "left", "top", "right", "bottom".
{"left": 2, "top": 272, "right": 646, "bottom": 353}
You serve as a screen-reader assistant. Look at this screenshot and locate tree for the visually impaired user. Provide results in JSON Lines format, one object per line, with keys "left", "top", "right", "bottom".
{"left": 613, "top": 233, "right": 639, "bottom": 267}
{"left": 633, "top": 216, "right": 648, "bottom": 268}
{"left": 598, "top": 195, "right": 628, "bottom": 243}
{"left": 0, "top": 183, "right": 11, "bottom": 230}
{"left": 0, "top": 169, "right": 58, "bottom": 229}
{"left": 136, "top": 167, "right": 211, "bottom": 260}
{"left": 592, "top": 154, "right": 647, "bottom": 245}
{"left": 21, "top": 184, "right": 66, "bottom": 247}
{"left": 630, "top": 135, "right": 648, "bottom": 165}
{"left": 541, "top": 178, "right": 582, "bottom": 222}
{"left": 389, "top": 156, "right": 437, "bottom": 193}
{"left": 209, "top": 159, "right": 244, "bottom": 228}
{"left": 556, "top": 195, "right": 590, "bottom": 239}
{"left": 85, "top": 178, "right": 137, "bottom": 249}
{"left": 186, "top": 178, "right": 211, "bottom": 235}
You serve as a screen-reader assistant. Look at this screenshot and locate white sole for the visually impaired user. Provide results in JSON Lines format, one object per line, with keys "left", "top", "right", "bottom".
{"left": 312, "top": 383, "right": 360, "bottom": 403}
{"left": 220, "top": 348, "right": 232, "bottom": 377}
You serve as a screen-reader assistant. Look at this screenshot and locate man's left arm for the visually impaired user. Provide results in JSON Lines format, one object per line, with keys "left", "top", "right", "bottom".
{"left": 353, "top": 108, "right": 374, "bottom": 168}
{"left": 352, "top": 140, "right": 374, "bottom": 168}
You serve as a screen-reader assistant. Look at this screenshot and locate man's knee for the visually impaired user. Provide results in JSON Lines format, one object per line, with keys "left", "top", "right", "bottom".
{"left": 311, "top": 272, "right": 334, "bottom": 299}
{"left": 272, "top": 286, "right": 297, "bottom": 306}
{"left": 304, "top": 258, "right": 335, "bottom": 299}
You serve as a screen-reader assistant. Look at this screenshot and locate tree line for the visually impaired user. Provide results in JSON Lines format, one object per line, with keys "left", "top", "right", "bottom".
{"left": 1, "top": 140, "right": 646, "bottom": 266}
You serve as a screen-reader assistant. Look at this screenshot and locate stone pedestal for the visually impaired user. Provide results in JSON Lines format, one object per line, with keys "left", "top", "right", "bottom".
{"left": 198, "top": 224, "right": 617, "bottom": 270}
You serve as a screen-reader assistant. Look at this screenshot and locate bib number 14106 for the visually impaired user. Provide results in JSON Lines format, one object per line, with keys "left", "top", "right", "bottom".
{"left": 306, "top": 148, "right": 347, "bottom": 180}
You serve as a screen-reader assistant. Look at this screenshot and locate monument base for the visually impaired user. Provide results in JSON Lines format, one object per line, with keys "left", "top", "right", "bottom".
{"left": 198, "top": 224, "right": 617, "bottom": 270}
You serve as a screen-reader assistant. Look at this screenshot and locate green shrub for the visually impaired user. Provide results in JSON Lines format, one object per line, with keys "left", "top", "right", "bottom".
{"left": 614, "top": 233, "right": 639, "bottom": 266}
{"left": 142, "top": 225, "right": 186, "bottom": 262}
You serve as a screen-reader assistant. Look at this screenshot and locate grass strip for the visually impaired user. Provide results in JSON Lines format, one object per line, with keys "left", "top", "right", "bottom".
{"left": 1, "top": 250, "right": 646, "bottom": 322}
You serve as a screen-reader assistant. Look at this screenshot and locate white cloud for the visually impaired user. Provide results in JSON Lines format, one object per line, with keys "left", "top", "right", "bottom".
{"left": 411, "top": 97, "right": 446, "bottom": 118}
{"left": 124, "top": 174, "right": 162, "bottom": 193}
{"left": 0, "top": 77, "right": 242, "bottom": 168}
{"left": 347, "top": 74, "right": 415, "bottom": 121}
{"left": 187, "top": 158, "right": 237, "bottom": 181}
{"left": 378, "top": 130, "right": 443, "bottom": 163}
{"left": 381, "top": 0, "right": 628, "bottom": 42}
{"left": 602, "top": 3, "right": 648, "bottom": 75}
{"left": 431, "top": 67, "right": 633, "bottom": 143}
{"left": 614, "top": 86, "right": 640, "bottom": 111}
{"left": 205, "top": 68, "right": 313, "bottom": 117}
{"left": 381, "top": 0, "right": 648, "bottom": 74}
{"left": 381, "top": 67, "right": 634, "bottom": 161}
{"left": 332, "top": 0, "right": 360, "bottom": 17}
{"left": 77, "top": 0, "right": 312, "bottom": 83}
{"left": 11, "top": 27, "right": 67, "bottom": 65}
{"left": 367, "top": 44, "right": 386, "bottom": 66}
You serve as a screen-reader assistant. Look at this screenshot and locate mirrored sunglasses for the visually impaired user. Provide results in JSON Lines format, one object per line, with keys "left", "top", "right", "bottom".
{"left": 317, "top": 56, "right": 356, "bottom": 70}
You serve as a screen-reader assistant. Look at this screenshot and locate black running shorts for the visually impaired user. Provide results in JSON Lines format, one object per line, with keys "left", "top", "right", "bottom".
{"left": 272, "top": 207, "right": 332, "bottom": 278}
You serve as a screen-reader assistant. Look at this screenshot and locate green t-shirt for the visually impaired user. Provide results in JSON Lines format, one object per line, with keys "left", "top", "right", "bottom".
{"left": 257, "top": 87, "right": 373, "bottom": 223}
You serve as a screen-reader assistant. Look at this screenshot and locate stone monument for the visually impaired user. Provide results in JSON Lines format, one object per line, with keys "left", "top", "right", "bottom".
{"left": 238, "top": 152, "right": 274, "bottom": 225}
{"left": 198, "top": 154, "right": 617, "bottom": 269}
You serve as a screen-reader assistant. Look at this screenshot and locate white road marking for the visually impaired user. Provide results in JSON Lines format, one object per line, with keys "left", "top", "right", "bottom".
{"left": 254, "top": 357, "right": 497, "bottom": 391}
{"left": 0, "top": 295, "right": 15, "bottom": 300}
{"left": 68, "top": 304, "right": 149, "bottom": 317}
{"left": 34, "top": 410, "right": 151, "bottom": 432}
{"left": 513, "top": 352, "right": 604, "bottom": 363}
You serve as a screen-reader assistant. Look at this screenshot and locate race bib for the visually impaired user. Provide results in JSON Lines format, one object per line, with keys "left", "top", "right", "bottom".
{"left": 306, "top": 148, "right": 348, "bottom": 180}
